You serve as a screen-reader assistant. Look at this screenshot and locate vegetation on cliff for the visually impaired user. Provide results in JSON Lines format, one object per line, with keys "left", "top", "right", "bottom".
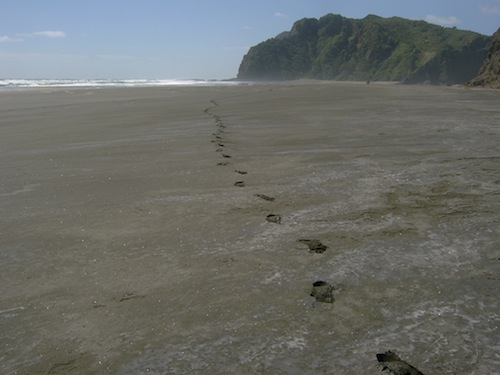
{"left": 237, "top": 14, "right": 491, "bottom": 84}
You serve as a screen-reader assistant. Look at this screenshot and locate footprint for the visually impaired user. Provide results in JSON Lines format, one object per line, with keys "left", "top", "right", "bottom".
{"left": 222, "top": 154, "right": 232, "bottom": 158}
{"left": 235, "top": 170, "right": 247, "bottom": 175}
{"left": 254, "top": 194, "right": 275, "bottom": 202}
{"left": 47, "top": 359, "right": 78, "bottom": 374}
{"left": 234, "top": 181, "right": 245, "bottom": 187}
{"left": 376, "top": 351, "right": 424, "bottom": 375}
{"left": 118, "top": 292, "right": 146, "bottom": 302}
{"left": 298, "top": 239, "right": 328, "bottom": 253}
{"left": 266, "top": 214, "right": 281, "bottom": 224}
{"left": 310, "top": 281, "right": 334, "bottom": 303}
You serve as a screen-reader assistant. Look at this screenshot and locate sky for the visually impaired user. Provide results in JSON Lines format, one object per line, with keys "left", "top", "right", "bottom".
{"left": 1, "top": 0, "right": 499, "bottom": 79}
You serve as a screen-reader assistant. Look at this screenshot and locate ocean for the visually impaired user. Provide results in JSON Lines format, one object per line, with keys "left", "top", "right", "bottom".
{"left": 0, "top": 78, "right": 243, "bottom": 89}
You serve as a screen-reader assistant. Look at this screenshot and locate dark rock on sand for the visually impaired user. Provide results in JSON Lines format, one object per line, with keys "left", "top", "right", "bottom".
{"left": 376, "top": 351, "right": 425, "bottom": 375}
{"left": 298, "top": 239, "right": 328, "bottom": 253}
{"left": 266, "top": 214, "right": 281, "bottom": 224}
{"left": 310, "top": 281, "right": 334, "bottom": 303}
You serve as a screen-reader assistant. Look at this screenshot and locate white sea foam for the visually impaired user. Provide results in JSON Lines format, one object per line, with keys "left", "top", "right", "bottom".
{"left": 0, "top": 78, "right": 243, "bottom": 89}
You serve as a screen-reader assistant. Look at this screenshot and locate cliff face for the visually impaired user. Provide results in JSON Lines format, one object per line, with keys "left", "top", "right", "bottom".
{"left": 467, "top": 27, "right": 500, "bottom": 88}
{"left": 237, "top": 14, "right": 491, "bottom": 84}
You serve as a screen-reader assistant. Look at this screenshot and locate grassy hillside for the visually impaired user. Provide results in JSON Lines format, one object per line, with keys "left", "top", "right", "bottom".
{"left": 237, "top": 14, "right": 491, "bottom": 84}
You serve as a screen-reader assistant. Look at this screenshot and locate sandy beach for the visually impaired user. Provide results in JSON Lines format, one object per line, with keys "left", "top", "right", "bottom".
{"left": 1, "top": 82, "right": 499, "bottom": 374}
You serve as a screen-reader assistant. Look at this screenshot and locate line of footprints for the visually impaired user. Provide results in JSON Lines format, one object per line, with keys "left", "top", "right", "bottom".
{"left": 204, "top": 103, "right": 425, "bottom": 372}
{"left": 204, "top": 100, "right": 334, "bottom": 305}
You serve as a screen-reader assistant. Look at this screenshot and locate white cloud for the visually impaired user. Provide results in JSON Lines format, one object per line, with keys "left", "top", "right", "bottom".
{"left": 0, "top": 36, "right": 14, "bottom": 42}
{"left": 425, "top": 15, "right": 461, "bottom": 26}
{"left": 97, "top": 54, "right": 135, "bottom": 60}
{"left": 0, "top": 35, "right": 23, "bottom": 42}
{"left": 32, "top": 31, "right": 66, "bottom": 38}
{"left": 0, "top": 31, "right": 65, "bottom": 42}
{"left": 274, "top": 12, "right": 288, "bottom": 18}
{"left": 480, "top": 5, "right": 500, "bottom": 15}
{"left": 16, "top": 30, "right": 66, "bottom": 39}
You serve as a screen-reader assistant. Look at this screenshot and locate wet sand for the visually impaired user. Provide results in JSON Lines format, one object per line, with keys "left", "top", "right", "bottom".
{"left": 1, "top": 82, "right": 499, "bottom": 374}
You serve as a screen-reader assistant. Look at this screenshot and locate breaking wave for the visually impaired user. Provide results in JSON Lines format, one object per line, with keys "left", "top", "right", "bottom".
{"left": 0, "top": 78, "right": 243, "bottom": 89}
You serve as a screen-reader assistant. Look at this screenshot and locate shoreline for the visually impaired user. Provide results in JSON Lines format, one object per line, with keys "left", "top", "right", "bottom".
{"left": 1, "top": 76, "right": 480, "bottom": 92}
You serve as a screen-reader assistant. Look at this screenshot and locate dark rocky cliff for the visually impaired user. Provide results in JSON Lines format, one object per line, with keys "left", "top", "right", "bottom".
{"left": 467, "top": 27, "right": 500, "bottom": 88}
{"left": 238, "top": 14, "right": 491, "bottom": 84}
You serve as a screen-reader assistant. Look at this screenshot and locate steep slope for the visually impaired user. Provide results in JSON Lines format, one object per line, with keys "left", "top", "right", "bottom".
{"left": 237, "top": 14, "right": 491, "bottom": 84}
{"left": 467, "top": 27, "right": 500, "bottom": 88}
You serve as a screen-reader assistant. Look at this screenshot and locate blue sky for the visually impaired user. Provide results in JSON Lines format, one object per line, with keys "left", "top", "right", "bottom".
{"left": 1, "top": 0, "right": 499, "bottom": 79}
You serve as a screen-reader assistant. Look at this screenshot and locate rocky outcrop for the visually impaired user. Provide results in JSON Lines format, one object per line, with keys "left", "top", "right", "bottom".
{"left": 467, "top": 27, "right": 500, "bottom": 88}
